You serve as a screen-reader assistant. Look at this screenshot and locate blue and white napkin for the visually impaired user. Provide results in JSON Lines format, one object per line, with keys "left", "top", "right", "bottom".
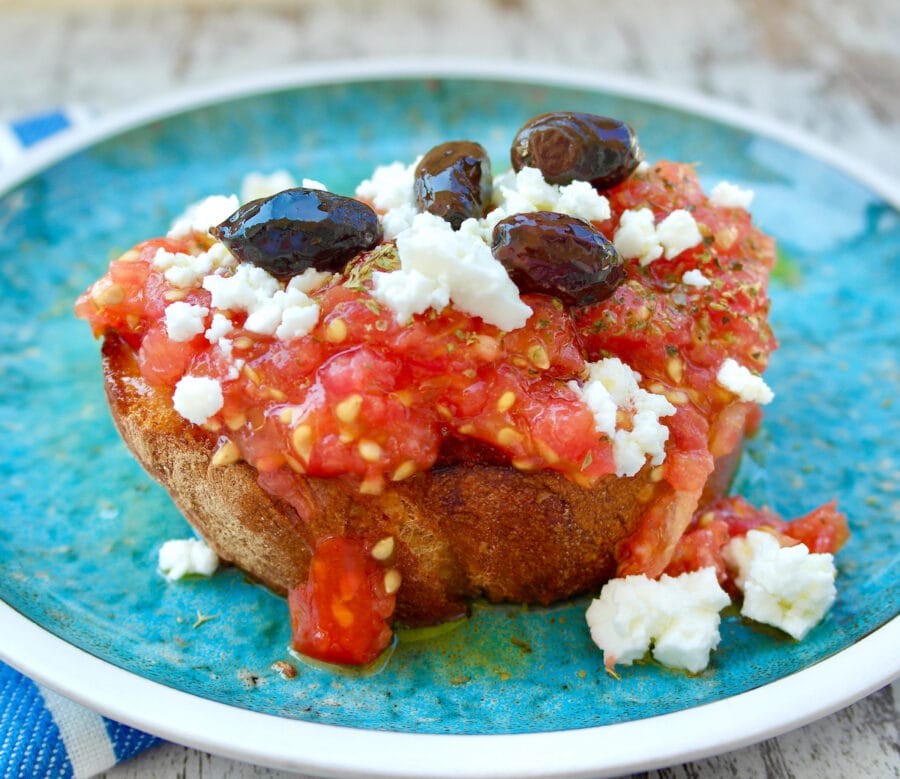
{"left": 1, "top": 108, "right": 163, "bottom": 779}
{"left": 0, "top": 662, "right": 161, "bottom": 778}
{"left": 0, "top": 107, "right": 92, "bottom": 168}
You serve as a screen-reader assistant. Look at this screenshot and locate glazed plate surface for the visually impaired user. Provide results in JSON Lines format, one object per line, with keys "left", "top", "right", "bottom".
{"left": 0, "top": 63, "right": 897, "bottom": 778}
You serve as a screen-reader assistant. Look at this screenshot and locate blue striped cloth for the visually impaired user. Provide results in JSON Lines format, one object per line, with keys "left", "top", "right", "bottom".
{"left": 0, "top": 663, "right": 161, "bottom": 778}
{"left": 0, "top": 107, "right": 89, "bottom": 166}
{"left": 1, "top": 108, "right": 163, "bottom": 778}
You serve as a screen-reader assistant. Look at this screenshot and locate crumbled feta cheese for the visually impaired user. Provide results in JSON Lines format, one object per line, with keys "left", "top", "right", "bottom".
{"left": 354, "top": 160, "right": 423, "bottom": 239}
{"left": 716, "top": 358, "right": 774, "bottom": 404}
{"left": 240, "top": 170, "right": 298, "bottom": 203}
{"left": 554, "top": 179, "right": 612, "bottom": 223}
{"left": 167, "top": 194, "right": 240, "bottom": 239}
{"left": 198, "top": 263, "right": 328, "bottom": 342}
{"left": 371, "top": 267, "right": 450, "bottom": 324}
{"left": 374, "top": 212, "right": 532, "bottom": 331}
{"left": 152, "top": 241, "right": 237, "bottom": 289}
{"left": 204, "top": 242, "right": 238, "bottom": 269}
{"left": 242, "top": 298, "right": 282, "bottom": 336}
{"left": 152, "top": 248, "right": 198, "bottom": 288}
{"left": 158, "top": 538, "right": 219, "bottom": 580}
{"left": 656, "top": 209, "right": 703, "bottom": 259}
{"left": 485, "top": 167, "right": 611, "bottom": 232}
{"left": 164, "top": 301, "right": 209, "bottom": 342}
{"left": 490, "top": 167, "right": 556, "bottom": 215}
{"left": 203, "top": 312, "right": 241, "bottom": 377}
{"left": 569, "top": 357, "right": 676, "bottom": 477}
{"left": 172, "top": 375, "right": 224, "bottom": 425}
{"left": 380, "top": 203, "right": 418, "bottom": 240}
{"left": 724, "top": 530, "right": 837, "bottom": 640}
{"left": 355, "top": 158, "right": 420, "bottom": 212}
{"left": 585, "top": 568, "right": 730, "bottom": 673}
{"left": 613, "top": 208, "right": 663, "bottom": 265}
{"left": 244, "top": 287, "right": 315, "bottom": 338}
{"left": 205, "top": 312, "right": 234, "bottom": 344}
{"left": 682, "top": 269, "right": 711, "bottom": 288}
{"left": 273, "top": 296, "right": 321, "bottom": 341}
{"left": 614, "top": 207, "right": 702, "bottom": 265}
{"left": 282, "top": 267, "right": 333, "bottom": 296}
{"left": 202, "top": 263, "right": 321, "bottom": 339}
{"left": 203, "top": 262, "right": 280, "bottom": 311}
{"left": 710, "top": 181, "right": 755, "bottom": 209}
{"left": 202, "top": 242, "right": 239, "bottom": 279}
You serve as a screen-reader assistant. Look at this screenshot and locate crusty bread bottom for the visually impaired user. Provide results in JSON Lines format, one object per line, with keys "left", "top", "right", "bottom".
{"left": 102, "top": 334, "right": 740, "bottom": 625}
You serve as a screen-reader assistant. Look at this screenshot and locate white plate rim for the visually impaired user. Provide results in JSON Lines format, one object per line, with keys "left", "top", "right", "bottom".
{"left": 1, "top": 59, "right": 899, "bottom": 778}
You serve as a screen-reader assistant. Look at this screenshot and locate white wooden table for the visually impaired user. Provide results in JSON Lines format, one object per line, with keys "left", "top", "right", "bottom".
{"left": 2, "top": 2, "right": 897, "bottom": 777}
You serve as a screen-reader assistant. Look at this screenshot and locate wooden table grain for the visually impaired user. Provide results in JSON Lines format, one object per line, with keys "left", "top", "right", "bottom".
{"left": 1, "top": 1, "right": 897, "bottom": 777}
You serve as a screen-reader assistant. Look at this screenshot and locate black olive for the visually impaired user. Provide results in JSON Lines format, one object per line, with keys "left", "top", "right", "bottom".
{"left": 510, "top": 112, "right": 642, "bottom": 190}
{"left": 491, "top": 211, "right": 625, "bottom": 306}
{"left": 212, "top": 188, "right": 382, "bottom": 279}
{"left": 414, "top": 141, "right": 492, "bottom": 229}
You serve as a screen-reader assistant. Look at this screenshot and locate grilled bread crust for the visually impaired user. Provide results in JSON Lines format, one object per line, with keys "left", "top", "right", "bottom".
{"left": 102, "top": 334, "right": 739, "bottom": 626}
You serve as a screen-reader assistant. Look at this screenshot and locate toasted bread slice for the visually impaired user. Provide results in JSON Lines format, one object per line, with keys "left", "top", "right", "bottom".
{"left": 102, "top": 333, "right": 739, "bottom": 625}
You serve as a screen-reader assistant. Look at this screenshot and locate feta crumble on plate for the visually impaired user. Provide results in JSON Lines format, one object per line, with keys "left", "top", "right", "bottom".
{"left": 588, "top": 529, "right": 840, "bottom": 673}
{"left": 158, "top": 538, "right": 220, "bottom": 581}
{"left": 724, "top": 529, "right": 837, "bottom": 640}
{"left": 586, "top": 567, "right": 730, "bottom": 673}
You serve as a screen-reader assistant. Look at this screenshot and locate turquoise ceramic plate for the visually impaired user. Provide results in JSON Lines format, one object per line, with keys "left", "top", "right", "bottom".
{"left": 1, "top": 63, "right": 898, "bottom": 778}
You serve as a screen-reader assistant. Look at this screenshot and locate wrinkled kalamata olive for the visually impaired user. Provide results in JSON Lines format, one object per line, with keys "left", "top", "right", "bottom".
{"left": 510, "top": 112, "right": 642, "bottom": 190}
{"left": 491, "top": 211, "right": 625, "bottom": 306}
{"left": 414, "top": 141, "right": 492, "bottom": 229}
{"left": 212, "top": 188, "right": 382, "bottom": 279}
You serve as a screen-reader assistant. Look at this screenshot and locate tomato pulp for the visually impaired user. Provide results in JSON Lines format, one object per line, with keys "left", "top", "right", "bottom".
{"left": 288, "top": 536, "right": 397, "bottom": 666}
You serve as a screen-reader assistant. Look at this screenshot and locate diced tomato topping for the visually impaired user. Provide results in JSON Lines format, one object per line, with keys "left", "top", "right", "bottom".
{"left": 75, "top": 160, "right": 791, "bottom": 586}
{"left": 780, "top": 500, "right": 850, "bottom": 553}
{"left": 617, "top": 488, "right": 704, "bottom": 578}
{"left": 72, "top": 152, "right": 856, "bottom": 668}
{"left": 665, "top": 515, "right": 731, "bottom": 584}
{"left": 138, "top": 324, "right": 195, "bottom": 386}
{"left": 663, "top": 406, "right": 714, "bottom": 492}
{"left": 288, "top": 536, "right": 397, "bottom": 665}
{"left": 581, "top": 162, "right": 777, "bottom": 381}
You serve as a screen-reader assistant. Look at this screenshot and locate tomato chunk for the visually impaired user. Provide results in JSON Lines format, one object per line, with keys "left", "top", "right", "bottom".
{"left": 665, "top": 495, "right": 849, "bottom": 587}
{"left": 288, "top": 536, "right": 397, "bottom": 665}
{"left": 777, "top": 500, "right": 850, "bottom": 554}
